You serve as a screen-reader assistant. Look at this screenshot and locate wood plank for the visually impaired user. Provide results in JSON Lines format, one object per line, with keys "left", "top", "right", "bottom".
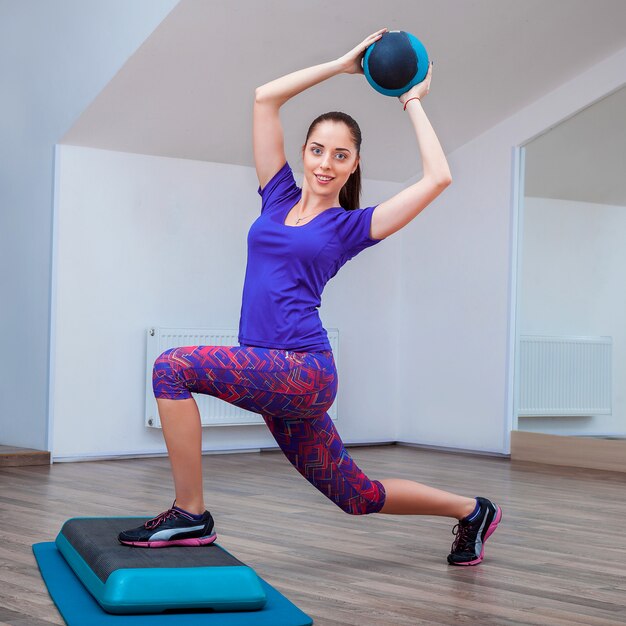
{"left": 0, "top": 446, "right": 50, "bottom": 468}
{"left": 511, "top": 430, "right": 626, "bottom": 473}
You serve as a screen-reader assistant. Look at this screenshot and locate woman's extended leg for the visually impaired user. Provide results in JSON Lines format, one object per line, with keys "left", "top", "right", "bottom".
{"left": 261, "top": 411, "right": 386, "bottom": 515}
{"left": 261, "top": 409, "right": 475, "bottom": 519}
{"left": 263, "top": 408, "right": 500, "bottom": 566}
{"left": 377, "top": 479, "right": 476, "bottom": 518}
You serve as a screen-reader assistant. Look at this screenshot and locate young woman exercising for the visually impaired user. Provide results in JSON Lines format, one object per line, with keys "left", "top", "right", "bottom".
{"left": 119, "top": 29, "right": 501, "bottom": 566}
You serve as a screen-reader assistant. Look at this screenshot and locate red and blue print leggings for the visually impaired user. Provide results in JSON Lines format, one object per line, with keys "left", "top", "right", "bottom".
{"left": 153, "top": 345, "right": 386, "bottom": 515}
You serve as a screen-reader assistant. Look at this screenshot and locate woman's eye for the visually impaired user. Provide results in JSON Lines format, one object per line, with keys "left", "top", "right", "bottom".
{"left": 335, "top": 153, "right": 346, "bottom": 160}
{"left": 312, "top": 147, "right": 322, "bottom": 155}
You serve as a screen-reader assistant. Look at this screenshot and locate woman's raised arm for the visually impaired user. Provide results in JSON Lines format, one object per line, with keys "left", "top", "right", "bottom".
{"left": 370, "top": 63, "right": 452, "bottom": 240}
{"left": 253, "top": 29, "right": 387, "bottom": 189}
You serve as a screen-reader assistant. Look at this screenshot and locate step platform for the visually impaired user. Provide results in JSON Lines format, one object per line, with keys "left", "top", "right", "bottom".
{"left": 55, "top": 517, "right": 267, "bottom": 615}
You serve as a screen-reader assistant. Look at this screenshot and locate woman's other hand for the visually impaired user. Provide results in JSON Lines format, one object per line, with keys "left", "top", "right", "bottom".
{"left": 398, "top": 61, "right": 433, "bottom": 106}
{"left": 337, "top": 28, "right": 387, "bottom": 74}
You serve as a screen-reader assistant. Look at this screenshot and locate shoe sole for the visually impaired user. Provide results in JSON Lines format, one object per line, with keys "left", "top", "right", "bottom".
{"left": 450, "top": 506, "right": 502, "bottom": 566}
{"left": 119, "top": 532, "right": 217, "bottom": 548}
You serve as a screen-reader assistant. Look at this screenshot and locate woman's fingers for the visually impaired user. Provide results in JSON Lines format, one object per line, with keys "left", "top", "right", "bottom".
{"left": 364, "top": 28, "right": 387, "bottom": 48}
{"left": 425, "top": 61, "right": 433, "bottom": 91}
{"left": 355, "top": 28, "right": 387, "bottom": 54}
{"left": 371, "top": 27, "right": 388, "bottom": 39}
{"left": 354, "top": 28, "right": 387, "bottom": 72}
{"left": 397, "top": 62, "right": 435, "bottom": 104}
{"left": 419, "top": 61, "right": 434, "bottom": 91}
{"left": 339, "top": 28, "right": 387, "bottom": 73}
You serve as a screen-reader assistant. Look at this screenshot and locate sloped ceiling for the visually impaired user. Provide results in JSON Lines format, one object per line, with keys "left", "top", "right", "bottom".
{"left": 62, "top": 0, "right": 626, "bottom": 185}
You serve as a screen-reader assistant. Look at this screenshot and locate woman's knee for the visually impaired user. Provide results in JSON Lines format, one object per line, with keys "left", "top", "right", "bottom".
{"left": 334, "top": 480, "right": 387, "bottom": 516}
{"left": 152, "top": 348, "right": 192, "bottom": 400}
{"left": 154, "top": 347, "right": 176, "bottom": 367}
{"left": 153, "top": 348, "right": 179, "bottom": 382}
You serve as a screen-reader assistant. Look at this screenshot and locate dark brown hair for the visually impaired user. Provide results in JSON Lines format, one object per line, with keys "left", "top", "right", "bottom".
{"left": 304, "top": 112, "right": 362, "bottom": 211}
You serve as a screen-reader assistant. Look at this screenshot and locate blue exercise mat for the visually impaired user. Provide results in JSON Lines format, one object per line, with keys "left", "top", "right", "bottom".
{"left": 33, "top": 542, "right": 313, "bottom": 626}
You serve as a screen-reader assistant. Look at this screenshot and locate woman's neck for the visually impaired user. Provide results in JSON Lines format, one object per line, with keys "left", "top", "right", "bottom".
{"left": 299, "top": 186, "right": 340, "bottom": 214}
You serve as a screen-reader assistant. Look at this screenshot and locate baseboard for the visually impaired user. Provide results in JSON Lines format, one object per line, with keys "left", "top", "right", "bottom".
{"left": 511, "top": 431, "right": 626, "bottom": 473}
{"left": 52, "top": 439, "right": 508, "bottom": 464}
{"left": 0, "top": 445, "right": 51, "bottom": 467}
{"left": 396, "top": 441, "right": 509, "bottom": 458}
{"left": 53, "top": 441, "right": 398, "bottom": 463}
{"left": 52, "top": 447, "right": 262, "bottom": 463}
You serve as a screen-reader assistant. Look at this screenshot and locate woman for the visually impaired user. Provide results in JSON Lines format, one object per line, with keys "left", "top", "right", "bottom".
{"left": 119, "top": 29, "right": 501, "bottom": 566}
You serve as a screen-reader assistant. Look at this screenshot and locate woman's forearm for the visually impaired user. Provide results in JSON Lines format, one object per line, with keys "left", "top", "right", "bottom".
{"left": 404, "top": 99, "right": 451, "bottom": 184}
{"left": 255, "top": 59, "right": 346, "bottom": 106}
{"left": 254, "top": 29, "right": 386, "bottom": 108}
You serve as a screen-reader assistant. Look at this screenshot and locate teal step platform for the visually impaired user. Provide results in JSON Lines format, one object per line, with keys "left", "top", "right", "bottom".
{"left": 55, "top": 517, "right": 267, "bottom": 615}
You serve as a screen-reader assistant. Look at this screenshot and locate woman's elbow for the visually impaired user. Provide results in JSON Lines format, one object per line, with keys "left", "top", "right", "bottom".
{"left": 431, "top": 173, "right": 452, "bottom": 189}
{"left": 255, "top": 86, "right": 282, "bottom": 107}
{"left": 439, "top": 174, "right": 452, "bottom": 188}
{"left": 254, "top": 87, "right": 267, "bottom": 104}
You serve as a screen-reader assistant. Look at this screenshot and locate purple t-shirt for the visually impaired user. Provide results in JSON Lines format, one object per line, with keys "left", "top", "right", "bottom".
{"left": 238, "top": 162, "right": 383, "bottom": 352}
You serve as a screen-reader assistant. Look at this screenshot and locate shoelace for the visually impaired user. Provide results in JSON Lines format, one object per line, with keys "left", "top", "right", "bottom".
{"left": 450, "top": 521, "right": 474, "bottom": 553}
{"left": 144, "top": 507, "right": 180, "bottom": 530}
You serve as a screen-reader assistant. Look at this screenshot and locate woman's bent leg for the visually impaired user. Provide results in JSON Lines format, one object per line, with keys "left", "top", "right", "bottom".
{"left": 151, "top": 346, "right": 337, "bottom": 515}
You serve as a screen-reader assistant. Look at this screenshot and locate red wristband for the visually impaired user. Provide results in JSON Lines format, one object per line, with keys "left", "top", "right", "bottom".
{"left": 403, "top": 97, "right": 421, "bottom": 111}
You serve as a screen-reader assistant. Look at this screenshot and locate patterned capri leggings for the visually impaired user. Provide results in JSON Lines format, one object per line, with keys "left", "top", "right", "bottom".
{"left": 153, "top": 346, "right": 386, "bottom": 515}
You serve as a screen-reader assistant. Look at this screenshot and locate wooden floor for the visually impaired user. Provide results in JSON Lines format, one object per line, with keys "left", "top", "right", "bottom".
{"left": 1, "top": 444, "right": 625, "bottom": 626}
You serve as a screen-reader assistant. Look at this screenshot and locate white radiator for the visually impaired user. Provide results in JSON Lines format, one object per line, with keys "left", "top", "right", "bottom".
{"left": 145, "top": 328, "right": 339, "bottom": 428}
{"left": 518, "top": 335, "right": 612, "bottom": 417}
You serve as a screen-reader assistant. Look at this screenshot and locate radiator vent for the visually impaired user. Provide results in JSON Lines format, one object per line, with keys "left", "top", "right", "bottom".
{"left": 518, "top": 335, "right": 612, "bottom": 417}
{"left": 145, "top": 328, "right": 338, "bottom": 428}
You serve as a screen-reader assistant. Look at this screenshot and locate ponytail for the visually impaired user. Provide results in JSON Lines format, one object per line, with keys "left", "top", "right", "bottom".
{"left": 339, "top": 163, "right": 362, "bottom": 211}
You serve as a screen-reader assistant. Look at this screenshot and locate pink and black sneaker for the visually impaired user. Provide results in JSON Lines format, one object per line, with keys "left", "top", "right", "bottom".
{"left": 447, "top": 496, "right": 501, "bottom": 566}
{"left": 118, "top": 503, "right": 217, "bottom": 548}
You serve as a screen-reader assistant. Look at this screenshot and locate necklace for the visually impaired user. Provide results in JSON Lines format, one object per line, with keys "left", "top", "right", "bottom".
{"left": 295, "top": 213, "right": 317, "bottom": 225}
{"left": 293, "top": 201, "right": 322, "bottom": 225}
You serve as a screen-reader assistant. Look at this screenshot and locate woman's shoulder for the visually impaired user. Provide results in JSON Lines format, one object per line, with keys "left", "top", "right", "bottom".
{"left": 332, "top": 205, "right": 381, "bottom": 245}
{"left": 258, "top": 161, "right": 300, "bottom": 209}
{"left": 259, "top": 162, "right": 292, "bottom": 193}
{"left": 332, "top": 205, "right": 377, "bottom": 223}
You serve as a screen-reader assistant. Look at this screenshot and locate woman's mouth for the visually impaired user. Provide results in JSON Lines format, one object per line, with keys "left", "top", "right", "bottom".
{"left": 315, "top": 174, "right": 334, "bottom": 185}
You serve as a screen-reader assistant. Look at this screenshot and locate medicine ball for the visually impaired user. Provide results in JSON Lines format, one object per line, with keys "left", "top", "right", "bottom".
{"left": 363, "top": 30, "right": 429, "bottom": 97}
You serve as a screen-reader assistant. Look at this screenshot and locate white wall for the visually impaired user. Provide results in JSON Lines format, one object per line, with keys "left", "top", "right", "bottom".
{"left": 0, "top": 0, "right": 179, "bottom": 450}
{"left": 396, "top": 45, "right": 626, "bottom": 454}
{"left": 51, "top": 146, "right": 402, "bottom": 460}
{"left": 518, "top": 197, "right": 626, "bottom": 436}
{"left": 13, "top": 5, "right": 626, "bottom": 458}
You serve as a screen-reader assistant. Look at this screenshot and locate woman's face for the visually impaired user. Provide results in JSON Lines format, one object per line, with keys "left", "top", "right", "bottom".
{"left": 302, "top": 121, "right": 359, "bottom": 202}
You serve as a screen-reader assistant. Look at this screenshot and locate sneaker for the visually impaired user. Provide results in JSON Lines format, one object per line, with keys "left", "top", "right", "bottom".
{"left": 447, "top": 497, "right": 501, "bottom": 566}
{"left": 118, "top": 503, "right": 217, "bottom": 548}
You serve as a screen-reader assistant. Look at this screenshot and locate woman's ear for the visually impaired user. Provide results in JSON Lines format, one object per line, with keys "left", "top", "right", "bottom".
{"left": 352, "top": 156, "right": 360, "bottom": 175}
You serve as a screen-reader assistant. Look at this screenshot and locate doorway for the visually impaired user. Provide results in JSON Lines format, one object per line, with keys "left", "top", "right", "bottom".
{"left": 510, "top": 86, "right": 626, "bottom": 466}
